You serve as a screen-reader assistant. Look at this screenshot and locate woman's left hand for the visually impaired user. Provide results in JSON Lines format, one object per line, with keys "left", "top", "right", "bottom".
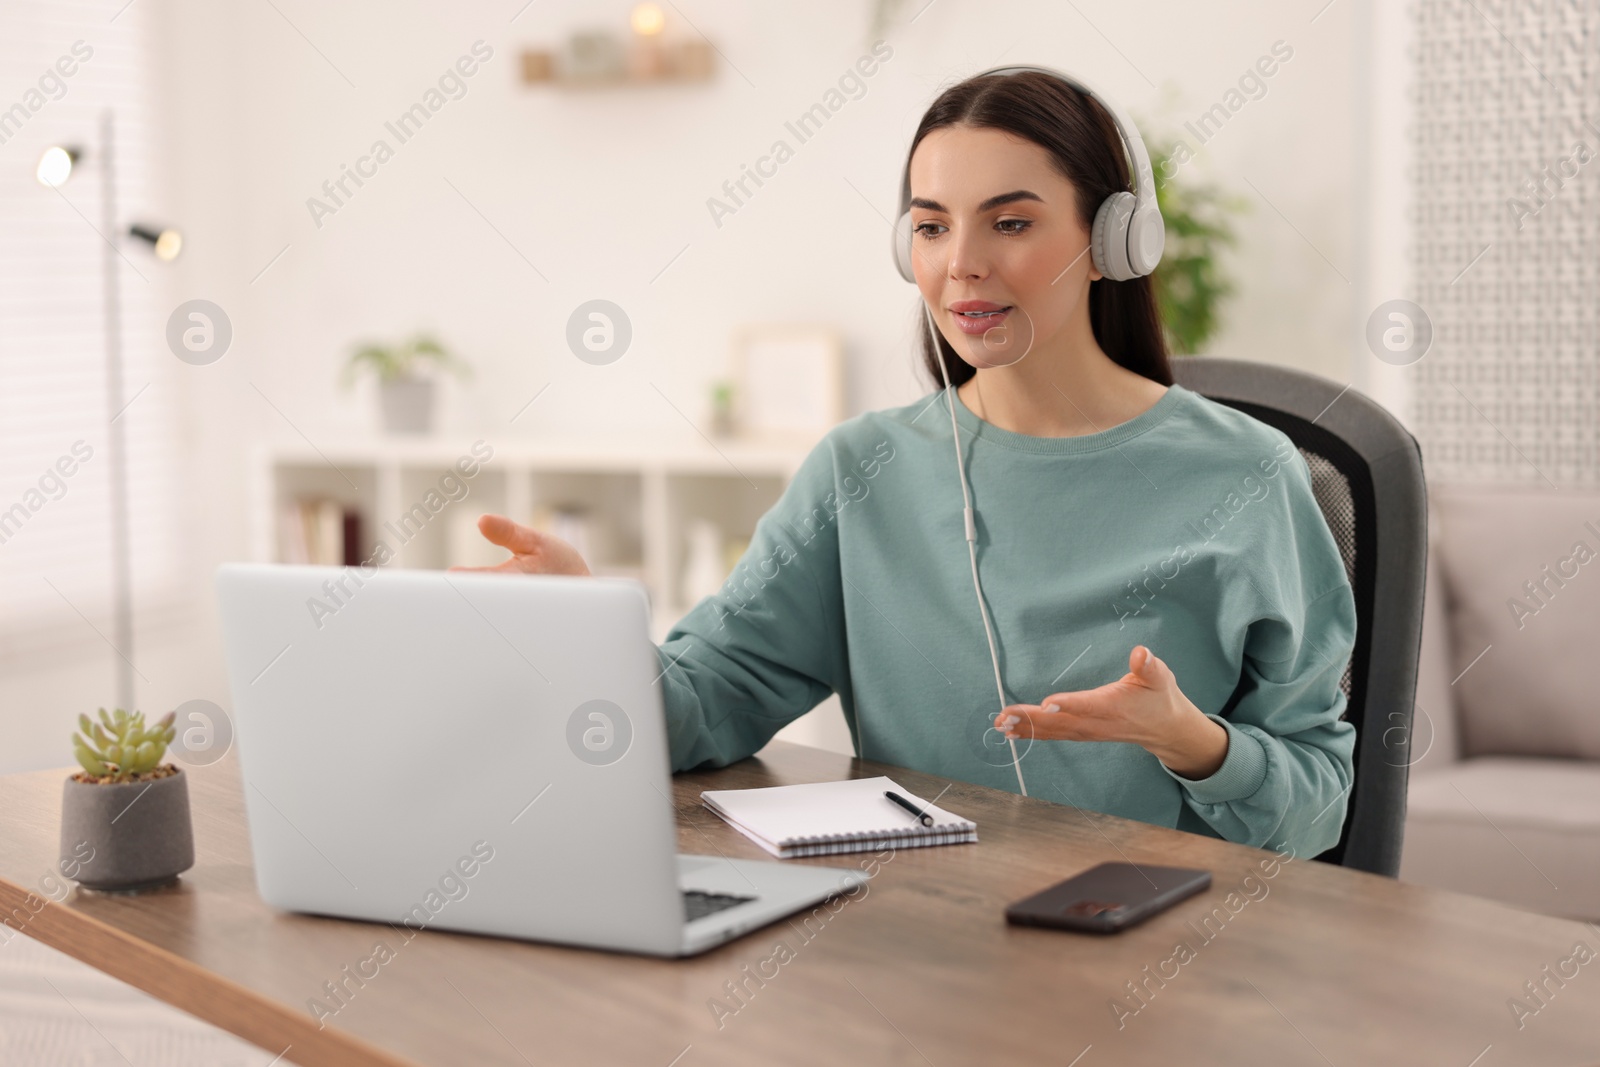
{"left": 993, "top": 646, "right": 1230, "bottom": 780}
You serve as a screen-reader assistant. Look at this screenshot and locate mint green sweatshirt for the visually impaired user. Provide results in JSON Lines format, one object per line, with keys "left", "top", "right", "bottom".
{"left": 655, "top": 384, "right": 1357, "bottom": 856}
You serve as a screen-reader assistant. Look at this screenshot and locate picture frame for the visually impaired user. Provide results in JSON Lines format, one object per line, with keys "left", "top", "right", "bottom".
{"left": 730, "top": 324, "right": 844, "bottom": 439}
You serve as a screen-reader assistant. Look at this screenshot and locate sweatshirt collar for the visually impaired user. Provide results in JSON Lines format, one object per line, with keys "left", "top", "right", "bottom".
{"left": 947, "top": 380, "right": 1190, "bottom": 455}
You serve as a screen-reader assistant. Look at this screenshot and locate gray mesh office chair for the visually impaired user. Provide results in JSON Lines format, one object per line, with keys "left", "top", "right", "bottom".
{"left": 1171, "top": 358, "right": 1427, "bottom": 877}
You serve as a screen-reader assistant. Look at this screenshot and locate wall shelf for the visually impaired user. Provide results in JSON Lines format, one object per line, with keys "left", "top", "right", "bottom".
{"left": 519, "top": 28, "right": 715, "bottom": 89}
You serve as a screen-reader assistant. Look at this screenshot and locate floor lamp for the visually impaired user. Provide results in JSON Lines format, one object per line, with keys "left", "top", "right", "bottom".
{"left": 37, "top": 109, "right": 181, "bottom": 714}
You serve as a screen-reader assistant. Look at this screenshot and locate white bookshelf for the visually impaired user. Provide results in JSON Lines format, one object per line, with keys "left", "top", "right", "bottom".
{"left": 250, "top": 433, "right": 813, "bottom": 643}
{"left": 250, "top": 432, "right": 855, "bottom": 756}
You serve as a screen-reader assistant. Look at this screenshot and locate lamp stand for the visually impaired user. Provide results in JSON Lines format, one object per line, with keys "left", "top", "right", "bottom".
{"left": 98, "top": 107, "right": 135, "bottom": 713}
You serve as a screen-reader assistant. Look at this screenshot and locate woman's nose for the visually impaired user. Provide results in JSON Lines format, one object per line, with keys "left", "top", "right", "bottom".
{"left": 944, "top": 224, "right": 989, "bottom": 280}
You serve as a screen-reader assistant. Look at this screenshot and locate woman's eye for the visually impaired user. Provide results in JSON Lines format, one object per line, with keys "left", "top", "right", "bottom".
{"left": 914, "top": 219, "right": 1030, "bottom": 239}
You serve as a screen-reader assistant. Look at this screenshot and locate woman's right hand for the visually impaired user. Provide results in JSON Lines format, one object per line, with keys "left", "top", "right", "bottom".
{"left": 448, "top": 514, "right": 592, "bottom": 576}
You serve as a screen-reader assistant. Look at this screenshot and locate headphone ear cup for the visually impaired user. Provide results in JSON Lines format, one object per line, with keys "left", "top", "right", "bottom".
{"left": 1091, "top": 191, "right": 1136, "bottom": 282}
{"left": 892, "top": 211, "right": 916, "bottom": 283}
{"left": 1126, "top": 204, "right": 1166, "bottom": 277}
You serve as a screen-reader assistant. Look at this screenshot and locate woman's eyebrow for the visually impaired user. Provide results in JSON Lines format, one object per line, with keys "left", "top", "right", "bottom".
{"left": 909, "top": 189, "right": 1045, "bottom": 213}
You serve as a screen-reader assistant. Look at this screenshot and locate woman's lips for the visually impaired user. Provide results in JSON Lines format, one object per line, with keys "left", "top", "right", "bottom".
{"left": 949, "top": 304, "right": 1013, "bottom": 336}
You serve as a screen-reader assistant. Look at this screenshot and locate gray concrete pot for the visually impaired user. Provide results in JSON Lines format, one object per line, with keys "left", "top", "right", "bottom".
{"left": 60, "top": 767, "right": 195, "bottom": 892}
{"left": 379, "top": 377, "right": 435, "bottom": 435}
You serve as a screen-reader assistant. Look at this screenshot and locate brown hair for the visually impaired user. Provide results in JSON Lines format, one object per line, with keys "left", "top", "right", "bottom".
{"left": 906, "top": 71, "right": 1171, "bottom": 389}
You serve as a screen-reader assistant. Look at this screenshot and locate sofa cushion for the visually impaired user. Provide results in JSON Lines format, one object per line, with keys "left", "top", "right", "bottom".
{"left": 1432, "top": 487, "right": 1600, "bottom": 759}
{"left": 1404, "top": 758, "right": 1600, "bottom": 921}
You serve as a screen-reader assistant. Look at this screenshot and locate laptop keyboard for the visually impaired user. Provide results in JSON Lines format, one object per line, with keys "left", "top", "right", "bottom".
{"left": 683, "top": 889, "right": 756, "bottom": 922}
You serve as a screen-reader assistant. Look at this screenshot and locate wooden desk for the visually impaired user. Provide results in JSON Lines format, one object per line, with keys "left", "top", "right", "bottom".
{"left": 3, "top": 742, "right": 1598, "bottom": 1066}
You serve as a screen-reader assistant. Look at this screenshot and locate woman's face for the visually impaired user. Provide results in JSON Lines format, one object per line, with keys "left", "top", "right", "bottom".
{"left": 907, "top": 123, "right": 1099, "bottom": 369}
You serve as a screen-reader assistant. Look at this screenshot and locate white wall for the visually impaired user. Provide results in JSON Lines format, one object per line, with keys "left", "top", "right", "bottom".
{"left": 3, "top": 0, "right": 1365, "bottom": 772}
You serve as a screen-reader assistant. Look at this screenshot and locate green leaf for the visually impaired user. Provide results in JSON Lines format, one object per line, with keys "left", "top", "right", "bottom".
{"left": 1139, "top": 125, "right": 1248, "bottom": 356}
{"left": 73, "top": 738, "right": 109, "bottom": 777}
{"left": 344, "top": 342, "right": 405, "bottom": 385}
{"left": 78, "top": 712, "right": 92, "bottom": 736}
{"left": 343, "top": 334, "right": 470, "bottom": 385}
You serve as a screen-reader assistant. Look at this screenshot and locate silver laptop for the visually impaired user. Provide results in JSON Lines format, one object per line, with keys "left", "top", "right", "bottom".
{"left": 214, "top": 562, "right": 866, "bottom": 957}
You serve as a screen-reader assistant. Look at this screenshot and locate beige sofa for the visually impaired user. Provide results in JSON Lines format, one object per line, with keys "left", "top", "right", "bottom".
{"left": 1401, "top": 486, "right": 1600, "bottom": 920}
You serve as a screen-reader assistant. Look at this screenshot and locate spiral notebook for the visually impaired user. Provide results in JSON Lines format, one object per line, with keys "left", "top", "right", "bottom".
{"left": 700, "top": 775, "right": 978, "bottom": 858}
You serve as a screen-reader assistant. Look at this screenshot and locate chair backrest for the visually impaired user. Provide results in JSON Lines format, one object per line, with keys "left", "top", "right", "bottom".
{"left": 1171, "top": 358, "right": 1427, "bottom": 876}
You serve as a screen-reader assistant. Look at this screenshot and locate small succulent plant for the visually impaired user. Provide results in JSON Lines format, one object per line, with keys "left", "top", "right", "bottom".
{"left": 72, "top": 708, "right": 176, "bottom": 782}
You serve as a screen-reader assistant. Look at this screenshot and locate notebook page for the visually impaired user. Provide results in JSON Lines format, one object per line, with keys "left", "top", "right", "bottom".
{"left": 700, "top": 775, "right": 975, "bottom": 847}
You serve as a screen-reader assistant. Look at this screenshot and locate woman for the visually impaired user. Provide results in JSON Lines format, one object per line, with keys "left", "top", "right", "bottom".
{"left": 466, "top": 71, "right": 1356, "bottom": 857}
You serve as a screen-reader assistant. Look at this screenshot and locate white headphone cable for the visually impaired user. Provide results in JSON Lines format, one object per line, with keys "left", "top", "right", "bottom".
{"left": 925, "top": 302, "right": 1027, "bottom": 797}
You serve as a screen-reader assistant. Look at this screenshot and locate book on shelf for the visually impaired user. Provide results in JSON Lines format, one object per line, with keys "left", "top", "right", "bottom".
{"left": 278, "top": 497, "right": 362, "bottom": 566}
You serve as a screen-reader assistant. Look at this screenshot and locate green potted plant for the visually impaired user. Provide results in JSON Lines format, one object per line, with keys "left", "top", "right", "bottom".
{"left": 342, "top": 332, "right": 471, "bottom": 435}
{"left": 60, "top": 708, "right": 194, "bottom": 892}
{"left": 1144, "top": 129, "right": 1248, "bottom": 356}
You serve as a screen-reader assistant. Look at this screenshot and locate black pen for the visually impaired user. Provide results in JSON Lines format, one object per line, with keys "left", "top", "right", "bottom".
{"left": 884, "top": 790, "right": 934, "bottom": 827}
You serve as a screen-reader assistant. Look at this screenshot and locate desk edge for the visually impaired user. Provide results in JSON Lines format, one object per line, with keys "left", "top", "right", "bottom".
{"left": 0, "top": 874, "right": 421, "bottom": 1067}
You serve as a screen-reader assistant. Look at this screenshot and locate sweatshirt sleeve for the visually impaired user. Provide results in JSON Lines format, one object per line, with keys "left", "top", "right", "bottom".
{"left": 654, "top": 436, "right": 854, "bottom": 772}
{"left": 1158, "top": 449, "right": 1358, "bottom": 857}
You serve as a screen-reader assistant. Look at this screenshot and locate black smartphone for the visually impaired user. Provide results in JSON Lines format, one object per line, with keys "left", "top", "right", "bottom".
{"left": 1005, "top": 862, "right": 1212, "bottom": 934}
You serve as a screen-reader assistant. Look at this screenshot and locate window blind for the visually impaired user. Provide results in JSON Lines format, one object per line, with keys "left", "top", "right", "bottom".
{"left": 0, "top": 0, "right": 182, "bottom": 655}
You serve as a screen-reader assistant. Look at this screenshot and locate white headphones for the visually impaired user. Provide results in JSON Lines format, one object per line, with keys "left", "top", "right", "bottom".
{"left": 890, "top": 65, "right": 1165, "bottom": 285}
{"left": 896, "top": 67, "right": 1163, "bottom": 798}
